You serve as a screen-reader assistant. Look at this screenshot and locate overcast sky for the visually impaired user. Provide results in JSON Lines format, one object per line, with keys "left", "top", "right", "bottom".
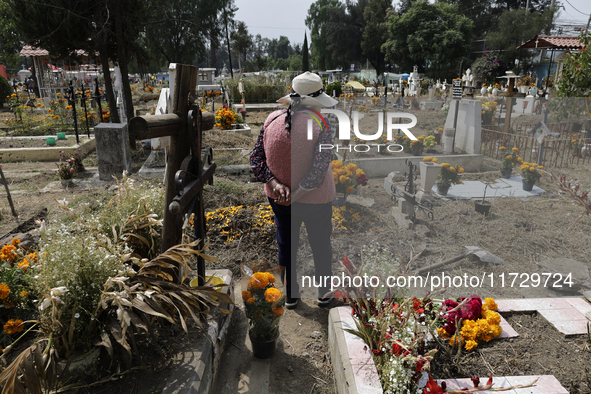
{"left": 232, "top": 0, "right": 591, "bottom": 46}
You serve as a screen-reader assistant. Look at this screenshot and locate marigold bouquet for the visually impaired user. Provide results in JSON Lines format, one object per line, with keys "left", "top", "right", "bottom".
{"left": 500, "top": 146, "right": 520, "bottom": 171}
{"left": 436, "top": 163, "right": 463, "bottom": 188}
{"left": 242, "top": 272, "right": 285, "bottom": 341}
{"left": 437, "top": 295, "right": 502, "bottom": 352}
{"left": 215, "top": 105, "right": 238, "bottom": 130}
{"left": 330, "top": 160, "right": 368, "bottom": 194}
{"left": 520, "top": 161, "right": 543, "bottom": 184}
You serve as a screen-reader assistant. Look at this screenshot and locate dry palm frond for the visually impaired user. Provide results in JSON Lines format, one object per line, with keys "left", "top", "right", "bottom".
{"left": 0, "top": 340, "right": 63, "bottom": 394}
{"left": 96, "top": 239, "right": 232, "bottom": 365}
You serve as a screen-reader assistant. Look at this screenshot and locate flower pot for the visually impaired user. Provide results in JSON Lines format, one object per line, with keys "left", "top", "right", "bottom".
{"left": 332, "top": 192, "right": 346, "bottom": 207}
{"left": 60, "top": 179, "right": 74, "bottom": 188}
{"left": 433, "top": 133, "right": 441, "bottom": 144}
{"left": 474, "top": 200, "right": 492, "bottom": 216}
{"left": 46, "top": 137, "right": 56, "bottom": 146}
{"left": 500, "top": 169, "right": 512, "bottom": 179}
{"left": 436, "top": 183, "right": 450, "bottom": 196}
{"left": 492, "top": 88, "right": 499, "bottom": 97}
{"left": 249, "top": 331, "right": 279, "bottom": 359}
{"left": 56, "top": 132, "right": 66, "bottom": 140}
{"left": 522, "top": 181, "right": 534, "bottom": 191}
{"left": 420, "top": 161, "right": 442, "bottom": 192}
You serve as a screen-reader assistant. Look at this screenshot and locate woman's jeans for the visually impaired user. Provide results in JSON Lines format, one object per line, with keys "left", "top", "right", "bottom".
{"left": 268, "top": 198, "right": 333, "bottom": 299}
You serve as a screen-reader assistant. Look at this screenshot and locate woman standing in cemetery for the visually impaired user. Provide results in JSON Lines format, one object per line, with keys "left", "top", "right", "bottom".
{"left": 250, "top": 72, "right": 337, "bottom": 309}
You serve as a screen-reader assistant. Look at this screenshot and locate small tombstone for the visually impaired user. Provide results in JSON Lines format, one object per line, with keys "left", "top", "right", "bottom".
{"left": 95, "top": 123, "right": 133, "bottom": 180}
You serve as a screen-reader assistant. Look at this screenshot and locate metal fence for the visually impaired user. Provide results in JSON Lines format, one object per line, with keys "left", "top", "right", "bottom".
{"left": 481, "top": 128, "right": 591, "bottom": 168}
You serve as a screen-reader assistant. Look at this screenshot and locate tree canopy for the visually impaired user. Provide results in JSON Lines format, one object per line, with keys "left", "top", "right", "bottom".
{"left": 382, "top": 0, "right": 474, "bottom": 79}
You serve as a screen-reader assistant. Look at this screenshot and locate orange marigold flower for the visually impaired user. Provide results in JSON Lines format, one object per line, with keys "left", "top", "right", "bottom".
{"left": 484, "top": 298, "right": 498, "bottom": 311}
{"left": 436, "top": 327, "right": 450, "bottom": 339}
{"left": 248, "top": 272, "right": 269, "bottom": 290}
{"left": 0, "top": 244, "right": 17, "bottom": 263}
{"left": 4, "top": 319, "right": 24, "bottom": 335}
{"left": 11, "top": 238, "right": 20, "bottom": 246}
{"left": 18, "top": 260, "right": 29, "bottom": 272}
{"left": 0, "top": 284, "right": 9, "bottom": 300}
{"left": 246, "top": 297, "right": 256, "bottom": 305}
{"left": 264, "top": 287, "right": 282, "bottom": 303}
{"left": 20, "top": 290, "right": 28, "bottom": 298}
{"left": 465, "top": 339, "right": 478, "bottom": 351}
{"left": 242, "top": 290, "right": 252, "bottom": 300}
{"left": 265, "top": 272, "right": 276, "bottom": 284}
{"left": 272, "top": 307, "right": 284, "bottom": 317}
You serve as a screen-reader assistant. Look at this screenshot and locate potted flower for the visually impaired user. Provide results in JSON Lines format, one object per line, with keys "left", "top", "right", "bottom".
{"left": 330, "top": 160, "right": 368, "bottom": 206}
{"left": 499, "top": 146, "right": 520, "bottom": 178}
{"left": 474, "top": 182, "right": 492, "bottom": 216}
{"left": 423, "top": 135, "right": 437, "bottom": 153}
{"left": 242, "top": 271, "right": 285, "bottom": 358}
{"left": 520, "top": 162, "right": 543, "bottom": 191}
{"left": 215, "top": 105, "right": 238, "bottom": 130}
{"left": 436, "top": 163, "right": 463, "bottom": 195}
{"left": 430, "top": 126, "right": 443, "bottom": 144}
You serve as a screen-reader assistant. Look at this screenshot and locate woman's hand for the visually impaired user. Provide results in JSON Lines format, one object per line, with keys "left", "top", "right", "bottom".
{"left": 272, "top": 181, "right": 291, "bottom": 205}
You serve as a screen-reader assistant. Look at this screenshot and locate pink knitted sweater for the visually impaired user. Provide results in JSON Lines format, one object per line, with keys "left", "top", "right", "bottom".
{"left": 263, "top": 110, "right": 335, "bottom": 204}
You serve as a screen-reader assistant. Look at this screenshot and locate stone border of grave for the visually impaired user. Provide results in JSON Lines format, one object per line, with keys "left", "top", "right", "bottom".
{"left": 351, "top": 154, "right": 483, "bottom": 177}
{"left": 328, "top": 298, "right": 590, "bottom": 394}
{"left": 0, "top": 137, "right": 95, "bottom": 163}
{"left": 162, "top": 269, "right": 235, "bottom": 394}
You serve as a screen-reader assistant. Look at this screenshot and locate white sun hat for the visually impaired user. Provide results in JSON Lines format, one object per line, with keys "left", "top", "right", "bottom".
{"left": 277, "top": 71, "right": 338, "bottom": 108}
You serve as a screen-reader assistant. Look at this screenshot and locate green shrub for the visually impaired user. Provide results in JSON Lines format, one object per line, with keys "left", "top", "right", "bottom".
{"left": 0, "top": 75, "right": 12, "bottom": 108}
{"left": 225, "top": 79, "right": 287, "bottom": 103}
{"left": 326, "top": 81, "right": 342, "bottom": 97}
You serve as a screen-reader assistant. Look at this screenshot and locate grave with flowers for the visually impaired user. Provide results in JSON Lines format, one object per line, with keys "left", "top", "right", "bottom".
{"left": 327, "top": 252, "right": 583, "bottom": 393}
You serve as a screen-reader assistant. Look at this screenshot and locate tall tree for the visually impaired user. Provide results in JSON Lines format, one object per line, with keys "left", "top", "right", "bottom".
{"left": 251, "top": 34, "right": 269, "bottom": 71}
{"left": 302, "top": 33, "right": 310, "bottom": 71}
{"left": 382, "top": 0, "right": 474, "bottom": 79}
{"left": 324, "top": 0, "right": 366, "bottom": 68}
{"left": 361, "top": 0, "right": 393, "bottom": 84}
{"left": 0, "top": 0, "right": 22, "bottom": 66}
{"left": 486, "top": 6, "right": 556, "bottom": 71}
{"left": 144, "top": 0, "right": 228, "bottom": 66}
{"left": 306, "top": 0, "right": 343, "bottom": 70}
{"left": 231, "top": 21, "right": 252, "bottom": 72}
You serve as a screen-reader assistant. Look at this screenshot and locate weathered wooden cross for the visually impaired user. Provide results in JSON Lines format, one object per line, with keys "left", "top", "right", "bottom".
{"left": 129, "top": 64, "right": 215, "bottom": 286}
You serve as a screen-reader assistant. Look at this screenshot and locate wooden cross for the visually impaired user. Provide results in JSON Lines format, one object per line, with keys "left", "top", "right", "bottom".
{"left": 129, "top": 64, "right": 216, "bottom": 286}
{"left": 199, "top": 72, "right": 208, "bottom": 81}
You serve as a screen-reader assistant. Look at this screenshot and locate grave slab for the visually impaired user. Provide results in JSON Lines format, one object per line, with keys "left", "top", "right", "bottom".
{"left": 432, "top": 177, "right": 545, "bottom": 199}
{"left": 498, "top": 297, "right": 591, "bottom": 336}
{"left": 442, "top": 375, "right": 567, "bottom": 393}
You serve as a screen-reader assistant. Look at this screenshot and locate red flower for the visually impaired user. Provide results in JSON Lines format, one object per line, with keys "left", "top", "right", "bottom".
{"left": 341, "top": 255, "right": 351, "bottom": 268}
{"left": 415, "top": 360, "right": 424, "bottom": 373}
{"left": 413, "top": 297, "right": 421, "bottom": 310}
{"left": 423, "top": 375, "right": 446, "bottom": 394}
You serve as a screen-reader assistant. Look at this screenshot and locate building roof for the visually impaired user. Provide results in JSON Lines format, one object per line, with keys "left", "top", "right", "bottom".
{"left": 20, "top": 45, "right": 49, "bottom": 57}
{"left": 20, "top": 45, "right": 89, "bottom": 57}
{"left": 517, "top": 35, "right": 585, "bottom": 50}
